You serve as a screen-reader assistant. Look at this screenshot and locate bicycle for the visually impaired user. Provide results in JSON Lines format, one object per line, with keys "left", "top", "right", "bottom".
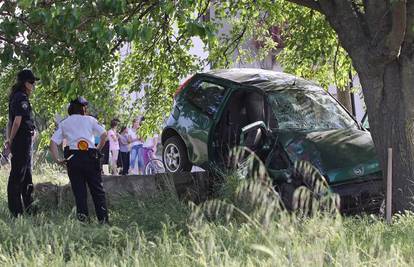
{"left": 144, "top": 158, "right": 165, "bottom": 175}
{"left": 0, "top": 146, "right": 10, "bottom": 168}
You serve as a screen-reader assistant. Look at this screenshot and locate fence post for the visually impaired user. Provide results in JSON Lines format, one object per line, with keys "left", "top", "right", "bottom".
{"left": 386, "top": 147, "right": 392, "bottom": 224}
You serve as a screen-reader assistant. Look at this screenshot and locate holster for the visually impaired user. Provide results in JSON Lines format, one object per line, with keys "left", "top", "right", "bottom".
{"left": 64, "top": 147, "right": 101, "bottom": 161}
{"left": 88, "top": 149, "right": 102, "bottom": 160}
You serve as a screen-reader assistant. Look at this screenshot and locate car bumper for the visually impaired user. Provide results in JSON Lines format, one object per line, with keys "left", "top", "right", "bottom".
{"left": 330, "top": 177, "right": 384, "bottom": 214}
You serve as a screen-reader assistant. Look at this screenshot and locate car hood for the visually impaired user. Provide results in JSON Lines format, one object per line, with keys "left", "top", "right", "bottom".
{"left": 275, "top": 128, "right": 381, "bottom": 183}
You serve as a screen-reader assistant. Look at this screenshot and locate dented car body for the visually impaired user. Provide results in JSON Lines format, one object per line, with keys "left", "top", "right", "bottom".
{"left": 162, "top": 69, "right": 383, "bottom": 213}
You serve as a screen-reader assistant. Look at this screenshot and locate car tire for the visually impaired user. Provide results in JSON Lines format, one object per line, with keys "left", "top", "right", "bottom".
{"left": 280, "top": 161, "right": 339, "bottom": 214}
{"left": 163, "top": 136, "right": 193, "bottom": 173}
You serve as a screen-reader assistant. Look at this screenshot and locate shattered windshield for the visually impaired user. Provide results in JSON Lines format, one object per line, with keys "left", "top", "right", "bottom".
{"left": 268, "top": 90, "right": 358, "bottom": 131}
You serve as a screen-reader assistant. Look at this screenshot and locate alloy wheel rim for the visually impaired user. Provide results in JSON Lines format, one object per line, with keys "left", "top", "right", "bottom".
{"left": 164, "top": 143, "right": 181, "bottom": 172}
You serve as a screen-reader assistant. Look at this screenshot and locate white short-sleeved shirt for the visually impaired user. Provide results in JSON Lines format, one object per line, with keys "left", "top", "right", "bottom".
{"left": 51, "top": 115, "right": 105, "bottom": 150}
{"left": 128, "top": 128, "right": 142, "bottom": 146}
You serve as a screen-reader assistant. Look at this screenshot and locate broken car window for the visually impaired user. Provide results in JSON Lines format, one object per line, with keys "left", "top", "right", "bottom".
{"left": 186, "top": 81, "right": 227, "bottom": 116}
{"left": 268, "top": 89, "right": 358, "bottom": 131}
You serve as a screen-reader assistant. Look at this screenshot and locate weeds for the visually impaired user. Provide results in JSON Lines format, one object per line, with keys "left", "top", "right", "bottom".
{"left": 0, "top": 165, "right": 412, "bottom": 266}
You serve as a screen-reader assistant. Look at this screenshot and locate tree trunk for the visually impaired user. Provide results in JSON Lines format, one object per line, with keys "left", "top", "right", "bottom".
{"left": 285, "top": 0, "right": 414, "bottom": 213}
{"left": 358, "top": 58, "right": 414, "bottom": 212}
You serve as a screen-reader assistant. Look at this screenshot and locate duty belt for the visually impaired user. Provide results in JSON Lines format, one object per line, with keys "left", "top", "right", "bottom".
{"left": 64, "top": 147, "right": 101, "bottom": 160}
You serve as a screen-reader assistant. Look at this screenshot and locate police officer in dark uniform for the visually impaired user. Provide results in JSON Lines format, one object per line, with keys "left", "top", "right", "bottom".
{"left": 49, "top": 97, "right": 109, "bottom": 223}
{"left": 5, "top": 69, "right": 38, "bottom": 217}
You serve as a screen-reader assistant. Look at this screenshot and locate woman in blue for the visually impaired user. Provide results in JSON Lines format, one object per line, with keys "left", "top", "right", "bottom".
{"left": 128, "top": 117, "right": 144, "bottom": 174}
{"left": 50, "top": 97, "right": 109, "bottom": 223}
{"left": 5, "top": 69, "right": 38, "bottom": 217}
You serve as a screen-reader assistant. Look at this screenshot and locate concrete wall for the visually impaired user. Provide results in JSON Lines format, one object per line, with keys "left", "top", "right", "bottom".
{"left": 34, "top": 172, "right": 211, "bottom": 211}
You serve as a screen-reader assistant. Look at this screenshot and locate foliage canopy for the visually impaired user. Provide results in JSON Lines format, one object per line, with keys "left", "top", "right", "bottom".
{"left": 0, "top": 0, "right": 350, "bottom": 146}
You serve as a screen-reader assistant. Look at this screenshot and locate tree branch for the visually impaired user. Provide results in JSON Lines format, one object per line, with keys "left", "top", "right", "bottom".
{"left": 286, "top": 0, "right": 322, "bottom": 12}
{"left": 363, "top": 0, "right": 387, "bottom": 40}
{"left": 314, "top": 0, "right": 371, "bottom": 68}
{"left": 0, "top": 32, "right": 31, "bottom": 54}
{"left": 378, "top": 0, "right": 406, "bottom": 61}
{"left": 351, "top": 0, "right": 370, "bottom": 38}
{"left": 2, "top": 9, "right": 62, "bottom": 46}
{"left": 110, "top": 1, "right": 159, "bottom": 54}
{"left": 222, "top": 25, "right": 247, "bottom": 67}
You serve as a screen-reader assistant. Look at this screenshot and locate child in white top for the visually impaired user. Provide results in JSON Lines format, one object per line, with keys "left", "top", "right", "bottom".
{"left": 108, "top": 118, "right": 120, "bottom": 175}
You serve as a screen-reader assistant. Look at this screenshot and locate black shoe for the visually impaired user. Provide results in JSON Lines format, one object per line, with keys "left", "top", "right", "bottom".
{"left": 98, "top": 217, "right": 110, "bottom": 225}
{"left": 25, "top": 204, "right": 38, "bottom": 216}
{"left": 77, "top": 213, "right": 90, "bottom": 223}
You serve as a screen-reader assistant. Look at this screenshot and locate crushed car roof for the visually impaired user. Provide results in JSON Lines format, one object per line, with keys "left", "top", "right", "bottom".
{"left": 206, "top": 68, "right": 324, "bottom": 92}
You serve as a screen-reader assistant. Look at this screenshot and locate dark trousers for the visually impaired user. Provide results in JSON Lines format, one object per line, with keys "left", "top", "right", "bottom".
{"left": 102, "top": 141, "right": 109, "bottom": 165}
{"left": 117, "top": 152, "right": 122, "bottom": 168}
{"left": 120, "top": 151, "right": 130, "bottom": 175}
{"left": 8, "top": 132, "right": 34, "bottom": 217}
{"left": 65, "top": 149, "right": 109, "bottom": 223}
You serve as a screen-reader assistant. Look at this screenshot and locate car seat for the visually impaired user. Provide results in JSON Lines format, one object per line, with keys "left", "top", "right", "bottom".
{"left": 243, "top": 92, "right": 266, "bottom": 150}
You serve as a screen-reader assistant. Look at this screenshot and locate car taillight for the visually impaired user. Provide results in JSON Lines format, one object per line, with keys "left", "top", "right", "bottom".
{"left": 174, "top": 76, "right": 193, "bottom": 98}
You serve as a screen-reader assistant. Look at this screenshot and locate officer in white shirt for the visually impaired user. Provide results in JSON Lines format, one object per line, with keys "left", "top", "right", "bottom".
{"left": 49, "top": 97, "right": 109, "bottom": 223}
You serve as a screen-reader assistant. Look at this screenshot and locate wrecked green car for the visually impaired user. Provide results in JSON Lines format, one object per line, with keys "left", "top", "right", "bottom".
{"left": 161, "top": 69, "right": 383, "bottom": 212}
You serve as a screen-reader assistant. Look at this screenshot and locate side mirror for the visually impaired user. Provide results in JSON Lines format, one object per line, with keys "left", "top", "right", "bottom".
{"left": 240, "top": 121, "right": 268, "bottom": 149}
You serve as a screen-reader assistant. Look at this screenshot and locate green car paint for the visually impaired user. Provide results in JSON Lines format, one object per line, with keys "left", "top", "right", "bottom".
{"left": 276, "top": 128, "right": 381, "bottom": 183}
{"left": 166, "top": 100, "right": 212, "bottom": 165}
{"left": 165, "top": 74, "right": 236, "bottom": 166}
{"left": 163, "top": 69, "right": 382, "bottom": 185}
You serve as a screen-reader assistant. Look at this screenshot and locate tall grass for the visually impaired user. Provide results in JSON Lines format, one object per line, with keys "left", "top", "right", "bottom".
{"left": 0, "top": 165, "right": 414, "bottom": 266}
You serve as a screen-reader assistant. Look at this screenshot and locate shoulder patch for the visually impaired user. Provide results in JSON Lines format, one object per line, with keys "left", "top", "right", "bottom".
{"left": 21, "top": 101, "right": 29, "bottom": 110}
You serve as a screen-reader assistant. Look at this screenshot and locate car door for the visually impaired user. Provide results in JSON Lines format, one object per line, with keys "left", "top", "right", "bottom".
{"left": 182, "top": 78, "right": 229, "bottom": 165}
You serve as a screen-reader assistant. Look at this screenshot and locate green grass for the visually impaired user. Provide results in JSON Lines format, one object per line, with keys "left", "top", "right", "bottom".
{"left": 0, "top": 166, "right": 414, "bottom": 266}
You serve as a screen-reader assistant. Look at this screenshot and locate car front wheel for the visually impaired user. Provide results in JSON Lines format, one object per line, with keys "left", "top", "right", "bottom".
{"left": 163, "top": 136, "right": 192, "bottom": 172}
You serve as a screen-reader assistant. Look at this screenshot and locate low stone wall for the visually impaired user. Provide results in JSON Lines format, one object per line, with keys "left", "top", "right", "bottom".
{"left": 34, "top": 172, "right": 210, "bottom": 210}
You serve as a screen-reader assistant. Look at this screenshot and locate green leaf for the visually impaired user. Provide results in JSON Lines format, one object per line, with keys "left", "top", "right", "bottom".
{"left": 0, "top": 45, "right": 14, "bottom": 65}
{"left": 18, "top": 0, "right": 33, "bottom": 9}
{"left": 139, "top": 26, "right": 153, "bottom": 42}
{"left": 186, "top": 21, "right": 206, "bottom": 38}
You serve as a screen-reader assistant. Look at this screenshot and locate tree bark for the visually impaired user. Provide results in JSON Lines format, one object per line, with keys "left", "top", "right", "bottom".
{"left": 286, "top": 0, "right": 414, "bottom": 212}
{"left": 358, "top": 58, "right": 414, "bottom": 212}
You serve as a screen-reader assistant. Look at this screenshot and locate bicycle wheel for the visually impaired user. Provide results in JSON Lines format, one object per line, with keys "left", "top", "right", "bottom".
{"left": 145, "top": 159, "right": 165, "bottom": 175}
{"left": 0, "top": 152, "right": 9, "bottom": 167}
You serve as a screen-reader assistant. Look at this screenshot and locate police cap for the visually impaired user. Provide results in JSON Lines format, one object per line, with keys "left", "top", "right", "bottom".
{"left": 71, "top": 96, "right": 89, "bottom": 106}
{"left": 68, "top": 96, "right": 89, "bottom": 115}
{"left": 17, "top": 69, "right": 39, "bottom": 83}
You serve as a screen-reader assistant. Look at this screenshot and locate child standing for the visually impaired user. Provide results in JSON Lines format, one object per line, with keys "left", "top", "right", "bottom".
{"left": 108, "top": 119, "right": 120, "bottom": 175}
{"left": 142, "top": 133, "right": 159, "bottom": 169}
{"left": 118, "top": 126, "right": 130, "bottom": 175}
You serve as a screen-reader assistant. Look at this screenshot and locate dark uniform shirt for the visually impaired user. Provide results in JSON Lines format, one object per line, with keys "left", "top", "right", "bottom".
{"left": 9, "top": 91, "right": 35, "bottom": 135}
